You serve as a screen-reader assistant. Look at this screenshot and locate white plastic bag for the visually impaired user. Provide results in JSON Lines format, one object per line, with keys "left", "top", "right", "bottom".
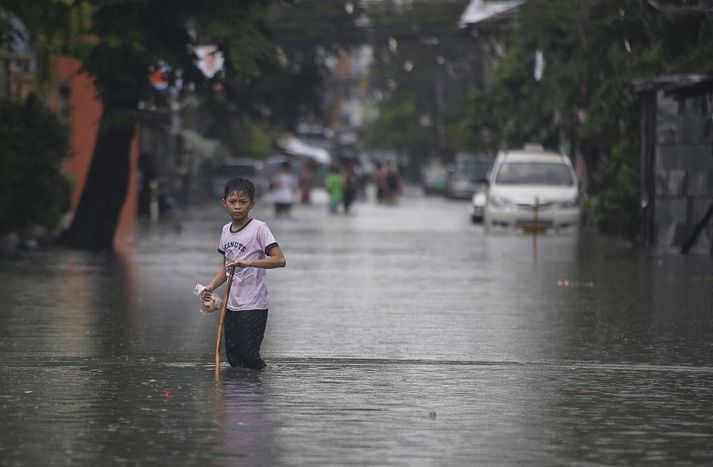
{"left": 193, "top": 283, "right": 222, "bottom": 315}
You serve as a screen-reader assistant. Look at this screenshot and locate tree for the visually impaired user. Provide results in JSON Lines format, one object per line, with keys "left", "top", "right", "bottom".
{"left": 465, "top": 0, "right": 713, "bottom": 239}
{"left": 4, "top": 0, "right": 372, "bottom": 248}
{"left": 0, "top": 3, "right": 77, "bottom": 241}
{"left": 0, "top": 96, "right": 71, "bottom": 237}
{"left": 360, "top": 97, "right": 430, "bottom": 178}
{"left": 197, "top": 0, "right": 368, "bottom": 151}
{"left": 259, "top": 0, "right": 367, "bottom": 129}
{"left": 361, "top": 0, "right": 482, "bottom": 171}
{"left": 56, "top": 0, "right": 275, "bottom": 249}
{"left": 1, "top": 1, "right": 88, "bottom": 94}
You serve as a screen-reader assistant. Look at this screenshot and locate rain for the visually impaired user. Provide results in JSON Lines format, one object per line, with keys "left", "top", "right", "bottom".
{"left": 2, "top": 1, "right": 713, "bottom": 465}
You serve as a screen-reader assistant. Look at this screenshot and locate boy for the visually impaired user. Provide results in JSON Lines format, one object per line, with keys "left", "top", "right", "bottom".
{"left": 201, "top": 177, "right": 286, "bottom": 370}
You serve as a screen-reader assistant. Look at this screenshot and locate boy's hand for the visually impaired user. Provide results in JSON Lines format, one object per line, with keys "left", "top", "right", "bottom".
{"left": 227, "top": 258, "right": 252, "bottom": 268}
{"left": 200, "top": 286, "right": 213, "bottom": 301}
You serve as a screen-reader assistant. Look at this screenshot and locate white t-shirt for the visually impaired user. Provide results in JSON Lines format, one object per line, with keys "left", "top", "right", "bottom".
{"left": 272, "top": 171, "right": 298, "bottom": 204}
{"left": 217, "top": 219, "right": 278, "bottom": 311}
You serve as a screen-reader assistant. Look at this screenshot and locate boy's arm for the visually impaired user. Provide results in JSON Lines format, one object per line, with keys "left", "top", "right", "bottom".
{"left": 201, "top": 260, "right": 227, "bottom": 300}
{"left": 228, "top": 246, "right": 286, "bottom": 270}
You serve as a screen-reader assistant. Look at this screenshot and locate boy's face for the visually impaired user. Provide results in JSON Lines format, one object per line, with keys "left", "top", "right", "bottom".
{"left": 223, "top": 190, "right": 255, "bottom": 224}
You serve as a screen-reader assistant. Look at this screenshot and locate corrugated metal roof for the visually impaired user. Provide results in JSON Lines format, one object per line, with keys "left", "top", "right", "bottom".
{"left": 458, "top": 0, "right": 526, "bottom": 28}
{"left": 630, "top": 73, "right": 713, "bottom": 97}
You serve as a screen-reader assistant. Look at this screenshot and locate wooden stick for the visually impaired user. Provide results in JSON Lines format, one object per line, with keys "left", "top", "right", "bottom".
{"left": 215, "top": 265, "right": 237, "bottom": 376}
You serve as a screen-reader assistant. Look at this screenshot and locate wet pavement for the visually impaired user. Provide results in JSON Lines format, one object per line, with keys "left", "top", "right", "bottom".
{"left": 1, "top": 188, "right": 713, "bottom": 466}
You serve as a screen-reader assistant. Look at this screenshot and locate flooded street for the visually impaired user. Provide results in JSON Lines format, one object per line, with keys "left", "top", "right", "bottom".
{"left": 2, "top": 190, "right": 713, "bottom": 466}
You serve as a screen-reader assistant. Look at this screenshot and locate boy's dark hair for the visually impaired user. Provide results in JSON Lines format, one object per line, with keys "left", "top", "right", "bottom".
{"left": 223, "top": 177, "right": 255, "bottom": 200}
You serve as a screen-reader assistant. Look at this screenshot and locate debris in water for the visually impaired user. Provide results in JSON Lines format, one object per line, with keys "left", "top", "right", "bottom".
{"left": 428, "top": 411, "right": 437, "bottom": 419}
{"left": 163, "top": 391, "right": 173, "bottom": 398}
{"left": 557, "top": 280, "right": 594, "bottom": 288}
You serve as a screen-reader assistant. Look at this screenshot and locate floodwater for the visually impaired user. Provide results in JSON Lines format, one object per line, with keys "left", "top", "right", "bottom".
{"left": 1, "top": 188, "right": 713, "bottom": 466}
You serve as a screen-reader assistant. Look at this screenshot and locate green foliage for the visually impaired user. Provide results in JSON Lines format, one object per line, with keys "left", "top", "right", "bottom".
{"left": 584, "top": 136, "right": 641, "bottom": 239}
{"left": 242, "top": 123, "right": 272, "bottom": 159}
{"left": 360, "top": 97, "right": 430, "bottom": 176}
{"left": 4, "top": 0, "right": 283, "bottom": 248}
{"left": 224, "top": 120, "right": 273, "bottom": 160}
{"left": 362, "top": 0, "right": 483, "bottom": 167}
{"left": 465, "top": 0, "right": 713, "bottom": 240}
{"left": 78, "top": 1, "right": 276, "bottom": 109}
{"left": 239, "top": 0, "right": 366, "bottom": 130}
{"left": 1, "top": 0, "right": 89, "bottom": 90}
{"left": 5, "top": 0, "right": 279, "bottom": 116}
{"left": 439, "top": 100, "right": 485, "bottom": 156}
{"left": 192, "top": 0, "right": 367, "bottom": 145}
{"left": 0, "top": 96, "right": 71, "bottom": 235}
{"left": 361, "top": 98, "right": 425, "bottom": 148}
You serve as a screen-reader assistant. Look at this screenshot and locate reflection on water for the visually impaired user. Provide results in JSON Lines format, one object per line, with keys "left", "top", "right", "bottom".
{"left": 1, "top": 249, "right": 137, "bottom": 359}
{"left": 216, "top": 369, "right": 273, "bottom": 466}
{"left": 1, "top": 193, "right": 712, "bottom": 465}
{"left": 3, "top": 357, "right": 713, "bottom": 465}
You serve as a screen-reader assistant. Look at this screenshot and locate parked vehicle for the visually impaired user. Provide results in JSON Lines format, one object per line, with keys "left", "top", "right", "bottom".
{"left": 484, "top": 145, "right": 580, "bottom": 233}
{"left": 421, "top": 159, "right": 448, "bottom": 195}
{"left": 212, "top": 157, "right": 268, "bottom": 198}
{"left": 446, "top": 153, "right": 492, "bottom": 199}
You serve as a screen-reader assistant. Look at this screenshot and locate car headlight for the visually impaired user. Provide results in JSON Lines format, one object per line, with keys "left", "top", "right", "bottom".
{"left": 472, "top": 191, "right": 488, "bottom": 207}
{"left": 489, "top": 195, "right": 512, "bottom": 208}
{"left": 557, "top": 197, "right": 579, "bottom": 209}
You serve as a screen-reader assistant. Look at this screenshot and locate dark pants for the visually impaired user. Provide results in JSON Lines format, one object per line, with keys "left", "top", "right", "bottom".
{"left": 343, "top": 189, "right": 356, "bottom": 213}
{"left": 224, "top": 309, "right": 268, "bottom": 370}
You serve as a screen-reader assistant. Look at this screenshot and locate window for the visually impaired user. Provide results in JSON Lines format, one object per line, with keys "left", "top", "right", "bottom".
{"left": 457, "top": 158, "right": 491, "bottom": 182}
{"left": 495, "top": 162, "right": 573, "bottom": 186}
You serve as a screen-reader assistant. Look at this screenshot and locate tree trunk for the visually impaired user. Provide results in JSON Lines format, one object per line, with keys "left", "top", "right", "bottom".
{"left": 64, "top": 105, "right": 137, "bottom": 249}
{"left": 579, "top": 141, "right": 600, "bottom": 194}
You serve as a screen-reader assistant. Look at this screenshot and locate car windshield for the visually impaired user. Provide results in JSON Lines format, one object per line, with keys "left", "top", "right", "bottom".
{"left": 458, "top": 159, "right": 491, "bottom": 182}
{"left": 495, "top": 161, "right": 573, "bottom": 186}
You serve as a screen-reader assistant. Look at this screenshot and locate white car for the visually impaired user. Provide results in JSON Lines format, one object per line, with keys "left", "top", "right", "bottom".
{"left": 484, "top": 145, "right": 580, "bottom": 233}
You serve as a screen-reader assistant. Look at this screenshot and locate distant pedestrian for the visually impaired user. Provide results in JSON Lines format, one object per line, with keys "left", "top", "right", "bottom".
{"left": 201, "top": 177, "right": 286, "bottom": 371}
{"left": 299, "top": 161, "right": 316, "bottom": 204}
{"left": 325, "top": 165, "right": 343, "bottom": 214}
{"left": 384, "top": 162, "right": 402, "bottom": 204}
{"left": 342, "top": 162, "right": 359, "bottom": 214}
{"left": 374, "top": 161, "right": 387, "bottom": 203}
{"left": 271, "top": 161, "right": 298, "bottom": 217}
